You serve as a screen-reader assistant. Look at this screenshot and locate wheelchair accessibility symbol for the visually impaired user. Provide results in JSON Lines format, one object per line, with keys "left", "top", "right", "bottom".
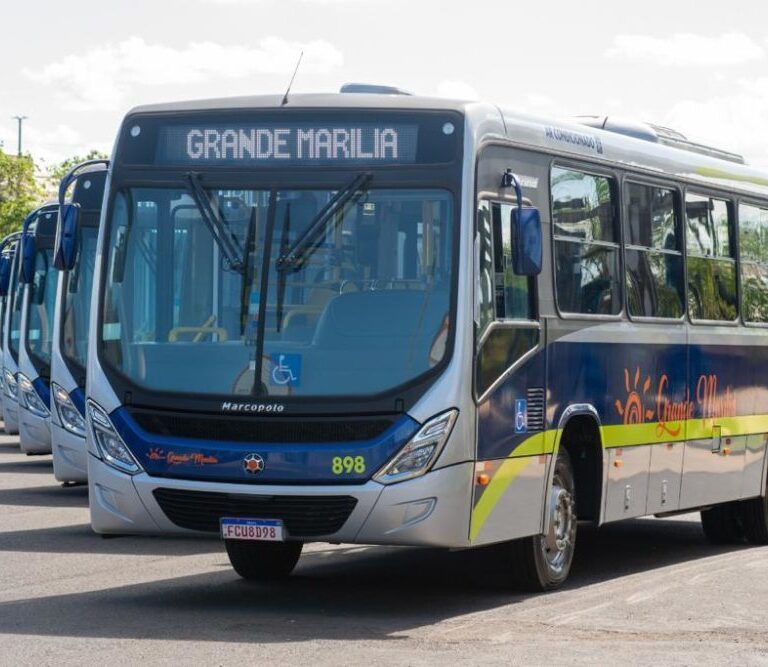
{"left": 270, "top": 353, "right": 302, "bottom": 387}
{"left": 515, "top": 399, "right": 528, "bottom": 434}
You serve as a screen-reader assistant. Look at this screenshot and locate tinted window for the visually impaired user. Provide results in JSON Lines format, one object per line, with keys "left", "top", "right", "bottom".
{"left": 625, "top": 250, "right": 684, "bottom": 319}
{"left": 686, "top": 194, "right": 736, "bottom": 321}
{"left": 624, "top": 183, "right": 684, "bottom": 319}
{"left": 687, "top": 257, "right": 737, "bottom": 321}
{"left": 740, "top": 203, "right": 768, "bottom": 322}
{"left": 552, "top": 168, "right": 615, "bottom": 242}
{"left": 686, "top": 194, "right": 732, "bottom": 257}
{"left": 625, "top": 183, "right": 679, "bottom": 250}
{"left": 555, "top": 242, "right": 620, "bottom": 315}
{"left": 552, "top": 167, "right": 620, "bottom": 315}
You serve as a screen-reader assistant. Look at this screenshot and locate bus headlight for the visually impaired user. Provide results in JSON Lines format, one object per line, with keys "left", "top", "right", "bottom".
{"left": 374, "top": 409, "right": 458, "bottom": 484}
{"left": 87, "top": 400, "right": 142, "bottom": 474}
{"left": 3, "top": 368, "right": 18, "bottom": 400}
{"left": 17, "top": 373, "right": 49, "bottom": 417}
{"left": 52, "top": 383, "right": 86, "bottom": 437}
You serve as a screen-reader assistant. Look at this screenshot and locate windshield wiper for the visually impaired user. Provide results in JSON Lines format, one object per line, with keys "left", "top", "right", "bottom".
{"left": 276, "top": 172, "right": 373, "bottom": 274}
{"left": 185, "top": 173, "right": 245, "bottom": 272}
{"left": 275, "top": 201, "right": 292, "bottom": 333}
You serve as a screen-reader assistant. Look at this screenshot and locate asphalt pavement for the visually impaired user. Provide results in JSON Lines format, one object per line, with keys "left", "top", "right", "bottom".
{"left": 1, "top": 428, "right": 768, "bottom": 665}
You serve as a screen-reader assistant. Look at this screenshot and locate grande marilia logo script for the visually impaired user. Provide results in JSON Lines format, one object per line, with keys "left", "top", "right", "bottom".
{"left": 615, "top": 367, "right": 736, "bottom": 436}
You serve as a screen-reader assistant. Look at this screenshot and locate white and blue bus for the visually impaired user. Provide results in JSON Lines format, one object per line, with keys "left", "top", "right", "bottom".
{"left": 0, "top": 232, "right": 22, "bottom": 427}
{"left": 85, "top": 89, "right": 768, "bottom": 590}
{"left": 50, "top": 161, "right": 108, "bottom": 483}
{"left": 2, "top": 230, "right": 24, "bottom": 436}
{"left": 16, "top": 203, "right": 59, "bottom": 454}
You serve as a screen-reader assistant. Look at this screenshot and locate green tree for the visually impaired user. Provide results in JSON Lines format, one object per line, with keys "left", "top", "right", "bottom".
{"left": 0, "top": 149, "right": 41, "bottom": 238}
{"left": 48, "top": 150, "right": 109, "bottom": 188}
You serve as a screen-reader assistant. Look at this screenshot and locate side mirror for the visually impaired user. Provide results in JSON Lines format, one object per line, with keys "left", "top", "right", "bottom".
{"left": 0, "top": 255, "right": 11, "bottom": 296}
{"left": 503, "top": 170, "right": 542, "bottom": 276}
{"left": 54, "top": 203, "right": 81, "bottom": 271}
{"left": 19, "top": 229, "right": 36, "bottom": 284}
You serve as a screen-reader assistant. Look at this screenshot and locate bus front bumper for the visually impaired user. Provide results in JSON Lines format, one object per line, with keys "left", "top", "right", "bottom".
{"left": 52, "top": 424, "right": 87, "bottom": 482}
{"left": 88, "top": 456, "right": 474, "bottom": 548}
{"left": 19, "top": 407, "right": 50, "bottom": 454}
{"left": 3, "top": 399, "right": 19, "bottom": 436}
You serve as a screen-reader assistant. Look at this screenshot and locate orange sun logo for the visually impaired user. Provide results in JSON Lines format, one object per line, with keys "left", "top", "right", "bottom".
{"left": 615, "top": 367, "right": 655, "bottom": 424}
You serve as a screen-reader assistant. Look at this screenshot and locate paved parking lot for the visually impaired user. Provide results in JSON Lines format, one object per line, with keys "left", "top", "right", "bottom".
{"left": 1, "top": 429, "right": 768, "bottom": 665}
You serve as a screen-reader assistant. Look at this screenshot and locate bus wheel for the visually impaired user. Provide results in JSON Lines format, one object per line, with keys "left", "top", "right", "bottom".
{"left": 225, "top": 540, "right": 303, "bottom": 581}
{"left": 505, "top": 449, "right": 577, "bottom": 591}
{"left": 737, "top": 493, "right": 768, "bottom": 545}
{"left": 700, "top": 503, "right": 744, "bottom": 544}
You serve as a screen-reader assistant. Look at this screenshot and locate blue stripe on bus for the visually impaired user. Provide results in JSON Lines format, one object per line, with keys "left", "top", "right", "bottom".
{"left": 479, "top": 340, "right": 767, "bottom": 461}
{"left": 69, "top": 387, "right": 86, "bottom": 417}
{"left": 109, "top": 407, "right": 420, "bottom": 484}
{"left": 32, "top": 377, "right": 50, "bottom": 409}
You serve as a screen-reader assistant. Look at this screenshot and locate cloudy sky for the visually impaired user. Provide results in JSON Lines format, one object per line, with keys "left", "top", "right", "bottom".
{"left": 2, "top": 0, "right": 768, "bottom": 169}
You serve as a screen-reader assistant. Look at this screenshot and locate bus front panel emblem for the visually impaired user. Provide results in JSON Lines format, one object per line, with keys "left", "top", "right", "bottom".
{"left": 243, "top": 453, "right": 265, "bottom": 474}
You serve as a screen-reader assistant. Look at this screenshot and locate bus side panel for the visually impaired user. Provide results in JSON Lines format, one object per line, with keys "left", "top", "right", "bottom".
{"left": 471, "top": 351, "right": 549, "bottom": 544}
{"left": 743, "top": 433, "right": 768, "bottom": 498}
{"left": 603, "top": 445, "right": 651, "bottom": 521}
{"left": 680, "top": 337, "right": 752, "bottom": 509}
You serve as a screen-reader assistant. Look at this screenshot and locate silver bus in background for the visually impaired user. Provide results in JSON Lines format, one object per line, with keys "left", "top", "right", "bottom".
{"left": 50, "top": 160, "right": 108, "bottom": 483}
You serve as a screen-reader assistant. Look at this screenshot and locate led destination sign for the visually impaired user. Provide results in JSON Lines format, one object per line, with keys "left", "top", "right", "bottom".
{"left": 156, "top": 123, "right": 418, "bottom": 166}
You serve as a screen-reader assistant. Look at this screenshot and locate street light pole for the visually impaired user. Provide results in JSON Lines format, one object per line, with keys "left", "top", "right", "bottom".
{"left": 12, "top": 116, "right": 28, "bottom": 156}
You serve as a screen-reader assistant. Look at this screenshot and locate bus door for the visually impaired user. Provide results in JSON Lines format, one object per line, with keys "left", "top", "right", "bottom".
{"left": 471, "top": 146, "right": 548, "bottom": 543}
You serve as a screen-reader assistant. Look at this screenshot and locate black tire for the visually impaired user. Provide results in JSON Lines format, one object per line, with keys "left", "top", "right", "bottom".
{"left": 225, "top": 540, "right": 303, "bottom": 581}
{"left": 700, "top": 502, "right": 745, "bottom": 545}
{"left": 737, "top": 494, "right": 768, "bottom": 545}
{"left": 499, "top": 449, "right": 577, "bottom": 592}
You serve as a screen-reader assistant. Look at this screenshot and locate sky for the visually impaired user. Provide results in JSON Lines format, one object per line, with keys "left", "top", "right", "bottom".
{"left": 2, "top": 0, "right": 768, "bottom": 171}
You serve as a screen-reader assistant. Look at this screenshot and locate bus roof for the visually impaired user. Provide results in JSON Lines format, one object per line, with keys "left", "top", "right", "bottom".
{"left": 125, "top": 92, "right": 768, "bottom": 200}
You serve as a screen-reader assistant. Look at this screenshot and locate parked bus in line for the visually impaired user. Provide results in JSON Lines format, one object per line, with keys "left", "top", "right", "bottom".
{"left": 50, "top": 161, "right": 108, "bottom": 483}
{"left": 3, "top": 212, "right": 44, "bottom": 439}
{"left": 0, "top": 233, "right": 22, "bottom": 426}
{"left": 84, "top": 88, "right": 768, "bottom": 590}
{"left": 16, "top": 203, "right": 59, "bottom": 454}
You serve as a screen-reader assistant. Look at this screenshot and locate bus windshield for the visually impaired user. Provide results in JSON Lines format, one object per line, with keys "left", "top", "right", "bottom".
{"left": 101, "top": 186, "right": 454, "bottom": 398}
{"left": 61, "top": 226, "right": 99, "bottom": 380}
{"left": 26, "top": 247, "right": 58, "bottom": 375}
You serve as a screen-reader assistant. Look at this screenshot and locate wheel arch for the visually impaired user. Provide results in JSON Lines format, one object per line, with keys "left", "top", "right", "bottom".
{"left": 544, "top": 404, "right": 605, "bottom": 529}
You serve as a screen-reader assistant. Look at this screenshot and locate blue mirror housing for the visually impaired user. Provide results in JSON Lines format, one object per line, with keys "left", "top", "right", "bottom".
{"left": 19, "top": 222, "right": 36, "bottom": 285}
{"left": 502, "top": 170, "right": 542, "bottom": 276}
{"left": 0, "top": 254, "right": 11, "bottom": 296}
{"left": 54, "top": 203, "right": 81, "bottom": 271}
{"left": 512, "top": 206, "right": 542, "bottom": 275}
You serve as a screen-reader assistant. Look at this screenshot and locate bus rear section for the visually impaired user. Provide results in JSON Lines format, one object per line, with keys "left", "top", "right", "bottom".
{"left": 50, "top": 162, "right": 108, "bottom": 483}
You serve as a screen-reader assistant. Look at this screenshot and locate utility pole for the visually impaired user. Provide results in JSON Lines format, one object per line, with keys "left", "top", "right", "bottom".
{"left": 12, "top": 115, "right": 28, "bottom": 156}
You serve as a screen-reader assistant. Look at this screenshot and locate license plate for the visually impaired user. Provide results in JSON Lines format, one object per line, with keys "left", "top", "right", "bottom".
{"left": 220, "top": 517, "right": 284, "bottom": 542}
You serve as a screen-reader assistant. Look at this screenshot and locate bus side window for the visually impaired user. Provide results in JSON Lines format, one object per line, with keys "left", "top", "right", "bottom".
{"left": 624, "top": 182, "right": 684, "bottom": 319}
{"left": 551, "top": 167, "right": 621, "bottom": 316}
{"left": 738, "top": 203, "right": 768, "bottom": 323}
{"left": 685, "top": 194, "right": 737, "bottom": 322}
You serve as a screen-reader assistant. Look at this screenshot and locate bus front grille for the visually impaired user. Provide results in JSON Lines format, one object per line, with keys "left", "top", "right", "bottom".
{"left": 152, "top": 488, "right": 358, "bottom": 536}
{"left": 130, "top": 409, "right": 397, "bottom": 444}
